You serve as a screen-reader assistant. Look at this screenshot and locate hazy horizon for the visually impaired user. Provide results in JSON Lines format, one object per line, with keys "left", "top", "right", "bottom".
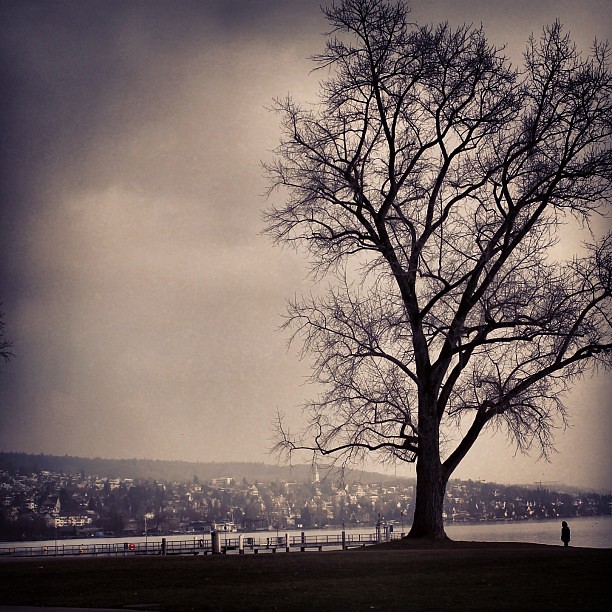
{"left": 2, "top": 449, "right": 610, "bottom": 492}
{"left": 1, "top": 0, "right": 610, "bottom": 491}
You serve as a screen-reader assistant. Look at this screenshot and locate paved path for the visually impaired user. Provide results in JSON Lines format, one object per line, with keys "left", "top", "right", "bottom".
{"left": 1, "top": 608, "right": 124, "bottom": 611}
{"left": 0, "top": 607, "right": 158, "bottom": 611}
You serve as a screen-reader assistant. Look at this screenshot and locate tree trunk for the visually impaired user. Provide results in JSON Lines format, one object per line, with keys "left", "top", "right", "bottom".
{"left": 407, "top": 402, "right": 449, "bottom": 539}
{"left": 407, "top": 456, "right": 448, "bottom": 539}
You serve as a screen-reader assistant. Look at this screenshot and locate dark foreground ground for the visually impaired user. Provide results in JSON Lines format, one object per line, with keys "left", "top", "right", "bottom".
{"left": 0, "top": 540, "right": 609, "bottom": 611}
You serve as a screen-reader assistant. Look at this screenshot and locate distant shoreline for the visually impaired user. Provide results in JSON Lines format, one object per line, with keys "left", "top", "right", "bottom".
{"left": 3, "top": 515, "right": 611, "bottom": 549}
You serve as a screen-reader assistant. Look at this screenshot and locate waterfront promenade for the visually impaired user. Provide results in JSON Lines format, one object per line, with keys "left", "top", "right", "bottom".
{"left": 0, "top": 530, "right": 380, "bottom": 559}
{"left": 3, "top": 515, "right": 611, "bottom": 558}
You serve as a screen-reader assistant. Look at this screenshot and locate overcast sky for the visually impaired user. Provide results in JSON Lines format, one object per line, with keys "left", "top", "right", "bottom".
{"left": 0, "top": 0, "right": 610, "bottom": 490}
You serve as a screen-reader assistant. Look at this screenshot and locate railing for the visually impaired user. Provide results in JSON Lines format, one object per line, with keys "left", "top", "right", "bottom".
{"left": 0, "top": 531, "right": 405, "bottom": 559}
{"left": 0, "top": 540, "right": 175, "bottom": 558}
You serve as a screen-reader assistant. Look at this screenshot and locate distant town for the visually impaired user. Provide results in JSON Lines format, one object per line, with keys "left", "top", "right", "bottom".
{"left": 1, "top": 452, "right": 610, "bottom": 541}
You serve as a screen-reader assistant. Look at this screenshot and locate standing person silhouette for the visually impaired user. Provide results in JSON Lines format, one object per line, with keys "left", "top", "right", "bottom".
{"left": 561, "top": 521, "right": 571, "bottom": 547}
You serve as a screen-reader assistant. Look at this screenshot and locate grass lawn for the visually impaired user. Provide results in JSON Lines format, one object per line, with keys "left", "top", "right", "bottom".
{"left": 0, "top": 541, "right": 609, "bottom": 611}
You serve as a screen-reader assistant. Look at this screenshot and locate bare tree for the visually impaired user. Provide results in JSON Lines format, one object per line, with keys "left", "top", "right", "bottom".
{"left": 0, "top": 305, "right": 13, "bottom": 371}
{"left": 264, "top": 0, "right": 611, "bottom": 539}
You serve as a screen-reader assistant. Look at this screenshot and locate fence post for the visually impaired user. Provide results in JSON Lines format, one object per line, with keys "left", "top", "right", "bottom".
{"left": 211, "top": 531, "right": 221, "bottom": 554}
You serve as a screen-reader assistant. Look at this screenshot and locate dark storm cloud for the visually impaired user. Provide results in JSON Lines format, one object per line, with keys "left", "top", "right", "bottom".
{"left": 0, "top": 0, "right": 319, "bottom": 301}
{"left": 0, "top": 0, "right": 308, "bottom": 197}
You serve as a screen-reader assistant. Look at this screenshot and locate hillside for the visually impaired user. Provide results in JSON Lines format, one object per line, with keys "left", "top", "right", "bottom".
{"left": 0, "top": 451, "right": 410, "bottom": 485}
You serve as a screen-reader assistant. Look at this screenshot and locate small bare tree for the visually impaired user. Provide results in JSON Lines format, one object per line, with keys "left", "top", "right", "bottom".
{"left": 0, "top": 305, "right": 13, "bottom": 371}
{"left": 264, "top": 0, "right": 611, "bottom": 539}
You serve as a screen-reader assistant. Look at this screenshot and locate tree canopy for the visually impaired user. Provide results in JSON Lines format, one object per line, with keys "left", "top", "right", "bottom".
{"left": 264, "top": 0, "right": 611, "bottom": 537}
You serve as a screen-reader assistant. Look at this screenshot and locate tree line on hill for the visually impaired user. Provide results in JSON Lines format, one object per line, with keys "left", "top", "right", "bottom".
{"left": 0, "top": 452, "right": 398, "bottom": 486}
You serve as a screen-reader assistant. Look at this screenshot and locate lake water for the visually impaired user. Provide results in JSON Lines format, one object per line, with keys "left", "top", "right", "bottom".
{"left": 444, "top": 516, "right": 611, "bottom": 548}
{"left": 2, "top": 516, "right": 610, "bottom": 551}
